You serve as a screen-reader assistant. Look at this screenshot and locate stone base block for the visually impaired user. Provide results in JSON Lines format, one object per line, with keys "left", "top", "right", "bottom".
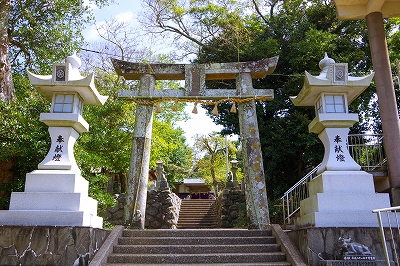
{"left": 9, "top": 192, "right": 98, "bottom": 214}
{"left": 0, "top": 210, "right": 103, "bottom": 228}
{"left": 25, "top": 170, "right": 89, "bottom": 194}
{"left": 309, "top": 171, "right": 376, "bottom": 195}
{"left": 296, "top": 171, "right": 391, "bottom": 228}
{"left": 300, "top": 193, "right": 390, "bottom": 215}
{"left": 296, "top": 212, "right": 381, "bottom": 228}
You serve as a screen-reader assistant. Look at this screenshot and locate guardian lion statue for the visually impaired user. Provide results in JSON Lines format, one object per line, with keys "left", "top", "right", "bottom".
{"left": 338, "top": 237, "right": 372, "bottom": 256}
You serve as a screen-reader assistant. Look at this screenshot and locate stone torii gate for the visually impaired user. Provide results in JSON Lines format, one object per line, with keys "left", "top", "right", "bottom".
{"left": 112, "top": 57, "right": 278, "bottom": 229}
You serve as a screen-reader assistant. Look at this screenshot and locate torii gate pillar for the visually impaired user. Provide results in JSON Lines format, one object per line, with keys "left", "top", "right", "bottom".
{"left": 237, "top": 73, "right": 270, "bottom": 229}
{"left": 125, "top": 74, "right": 155, "bottom": 229}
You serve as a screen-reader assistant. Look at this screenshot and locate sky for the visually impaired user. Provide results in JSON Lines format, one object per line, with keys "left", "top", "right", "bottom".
{"left": 83, "top": 0, "right": 227, "bottom": 145}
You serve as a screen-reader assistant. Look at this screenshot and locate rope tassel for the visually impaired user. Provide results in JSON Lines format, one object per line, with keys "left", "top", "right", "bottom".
{"left": 172, "top": 101, "right": 179, "bottom": 112}
{"left": 192, "top": 102, "right": 198, "bottom": 114}
{"left": 155, "top": 102, "right": 162, "bottom": 113}
{"left": 212, "top": 104, "right": 218, "bottom": 116}
{"left": 230, "top": 101, "right": 237, "bottom": 113}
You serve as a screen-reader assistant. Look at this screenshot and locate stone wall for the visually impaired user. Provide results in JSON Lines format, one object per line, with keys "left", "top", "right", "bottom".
{"left": 287, "top": 227, "right": 399, "bottom": 266}
{"left": 0, "top": 226, "right": 109, "bottom": 266}
{"left": 102, "top": 191, "right": 181, "bottom": 229}
{"left": 217, "top": 189, "right": 246, "bottom": 228}
{"left": 101, "top": 194, "right": 125, "bottom": 225}
{"left": 145, "top": 190, "right": 181, "bottom": 229}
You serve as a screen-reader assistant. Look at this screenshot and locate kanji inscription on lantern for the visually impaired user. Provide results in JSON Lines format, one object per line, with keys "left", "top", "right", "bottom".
{"left": 333, "top": 135, "right": 345, "bottom": 162}
{"left": 52, "top": 135, "right": 65, "bottom": 161}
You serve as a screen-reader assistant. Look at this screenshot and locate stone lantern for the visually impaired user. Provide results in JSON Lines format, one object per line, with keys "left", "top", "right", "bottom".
{"left": 0, "top": 52, "right": 108, "bottom": 228}
{"left": 291, "top": 53, "right": 372, "bottom": 174}
{"left": 230, "top": 159, "right": 239, "bottom": 189}
{"left": 290, "top": 53, "right": 391, "bottom": 228}
{"left": 155, "top": 160, "right": 169, "bottom": 190}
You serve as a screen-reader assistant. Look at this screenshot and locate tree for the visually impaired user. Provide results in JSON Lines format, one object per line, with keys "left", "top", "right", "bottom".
{"left": 192, "top": 132, "right": 237, "bottom": 195}
{"left": 0, "top": 0, "right": 12, "bottom": 101}
{"left": 77, "top": 18, "right": 193, "bottom": 214}
{"left": 0, "top": 0, "right": 111, "bottom": 102}
{"left": 141, "top": 0, "right": 390, "bottom": 201}
{"left": 0, "top": 74, "right": 50, "bottom": 208}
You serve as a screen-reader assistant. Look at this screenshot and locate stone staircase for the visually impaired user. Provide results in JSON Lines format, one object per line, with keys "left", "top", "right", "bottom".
{"left": 177, "top": 199, "right": 217, "bottom": 229}
{"left": 104, "top": 229, "right": 291, "bottom": 265}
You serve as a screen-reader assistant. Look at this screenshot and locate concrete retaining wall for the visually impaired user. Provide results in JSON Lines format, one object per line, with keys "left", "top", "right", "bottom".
{"left": 287, "top": 227, "right": 398, "bottom": 266}
{"left": 0, "top": 226, "right": 109, "bottom": 266}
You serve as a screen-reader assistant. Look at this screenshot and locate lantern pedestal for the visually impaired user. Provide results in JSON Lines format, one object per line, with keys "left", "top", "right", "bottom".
{"left": 295, "top": 171, "right": 390, "bottom": 228}
{"left": 0, "top": 170, "right": 103, "bottom": 228}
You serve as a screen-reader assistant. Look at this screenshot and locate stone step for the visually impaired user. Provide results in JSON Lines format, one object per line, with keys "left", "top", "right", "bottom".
{"left": 101, "top": 229, "right": 291, "bottom": 265}
{"left": 177, "top": 223, "right": 218, "bottom": 228}
{"left": 122, "top": 228, "right": 272, "bottom": 237}
{"left": 179, "top": 208, "right": 214, "bottom": 211}
{"left": 105, "top": 262, "right": 291, "bottom": 266}
{"left": 178, "top": 210, "right": 216, "bottom": 214}
{"left": 118, "top": 236, "right": 277, "bottom": 245}
{"left": 107, "top": 252, "right": 287, "bottom": 264}
{"left": 180, "top": 206, "right": 214, "bottom": 208}
{"left": 113, "top": 244, "right": 281, "bottom": 254}
{"left": 178, "top": 213, "right": 216, "bottom": 216}
{"left": 177, "top": 224, "right": 218, "bottom": 229}
{"left": 177, "top": 216, "right": 216, "bottom": 220}
{"left": 178, "top": 199, "right": 217, "bottom": 229}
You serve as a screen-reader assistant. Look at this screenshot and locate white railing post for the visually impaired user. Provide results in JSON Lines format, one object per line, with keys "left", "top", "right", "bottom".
{"left": 373, "top": 206, "right": 400, "bottom": 266}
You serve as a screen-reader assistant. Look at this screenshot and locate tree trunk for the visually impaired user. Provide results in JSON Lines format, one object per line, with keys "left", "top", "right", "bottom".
{"left": 0, "top": 0, "right": 14, "bottom": 102}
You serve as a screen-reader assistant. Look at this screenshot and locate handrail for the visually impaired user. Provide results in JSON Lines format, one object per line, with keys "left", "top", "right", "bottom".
{"left": 348, "top": 134, "right": 385, "bottom": 171}
{"left": 281, "top": 164, "right": 319, "bottom": 223}
{"left": 372, "top": 206, "right": 400, "bottom": 266}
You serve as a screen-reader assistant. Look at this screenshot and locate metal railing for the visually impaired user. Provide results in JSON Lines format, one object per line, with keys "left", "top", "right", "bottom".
{"left": 281, "top": 134, "right": 386, "bottom": 224}
{"left": 348, "top": 134, "right": 385, "bottom": 171}
{"left": 373, "top": 206, "right": 400, "bottom": 266}
{"left": 281, "top": 164, "right": 319, "bottom": 224}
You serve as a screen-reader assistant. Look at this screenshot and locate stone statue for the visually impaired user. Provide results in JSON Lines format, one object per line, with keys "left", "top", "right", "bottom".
{"left": 338, "top": 237, "right": 372, "bottom": 256}
{"left": 226, "top": 172, "right": 234, "bottom": 188}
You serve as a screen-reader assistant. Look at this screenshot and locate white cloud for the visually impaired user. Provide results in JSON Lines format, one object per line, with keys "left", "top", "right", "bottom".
{"left": 115, "top": 11, "right": 135, "bottom": 23}
{"left": 83, "top": 20, "right": 107, "bottom": 41}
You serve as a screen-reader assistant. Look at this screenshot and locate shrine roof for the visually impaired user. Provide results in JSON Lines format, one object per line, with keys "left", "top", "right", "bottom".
{"left": 27, "top": 71, "right": 108, "bottom": 106}
{"left": 290, "top": 71, "right": 374, "bottom": 106}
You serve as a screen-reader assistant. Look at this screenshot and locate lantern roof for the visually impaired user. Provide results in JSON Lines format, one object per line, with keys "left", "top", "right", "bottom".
{"left": 27, "top": 52, "right": 108, "bottom": 106}
{"left": 333, "top": 0, "right": 400, "bottom": 20}
{"left": 290, "top": 53, "right": 374, "bottom": 106}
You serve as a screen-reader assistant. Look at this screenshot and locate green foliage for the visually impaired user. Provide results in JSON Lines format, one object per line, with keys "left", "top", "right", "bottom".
{"left": 75, "top": 72, "right": 134, "bottom": 175}
{"left": 181, "top": 0, "right": 381, "bottom": 200}
{"left": 86, "top": 173, "right": 117, "bottom": 211}
{"left": 0, "top": 74, "right": 50, "bottom": 208}
{"left": 233, "top": 201, "right": 247, "bottom": 228}
{"left": 8, "top": 0, "right": 112, "bottom": 73}
{"left": 151, "top": 118, "right": 193, "bottom": 186}
{"left": 268, "top": 198, "right": 284, "bottom": 224}
{"left": 192, "top": 132, "right": 238, "bottom": 193}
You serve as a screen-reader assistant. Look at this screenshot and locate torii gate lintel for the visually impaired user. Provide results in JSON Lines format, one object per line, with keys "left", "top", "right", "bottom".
{"left": 112, "top": 57, "right": 278, "bottom": 100}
